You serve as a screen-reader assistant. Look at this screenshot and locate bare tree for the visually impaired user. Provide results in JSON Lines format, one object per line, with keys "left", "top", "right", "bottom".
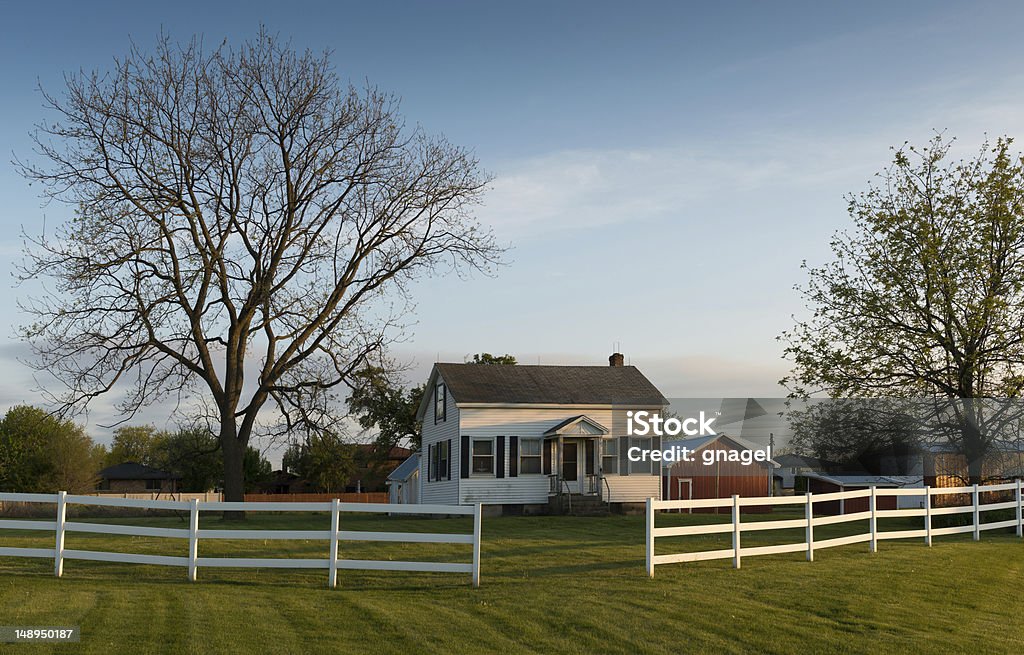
{"left": 16, "top": 31, "right": 502, "bottom": 508}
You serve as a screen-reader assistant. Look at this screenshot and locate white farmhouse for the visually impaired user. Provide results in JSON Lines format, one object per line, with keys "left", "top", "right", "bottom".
{"left": 411, "top": 353, "right": 667, "bottom": 515}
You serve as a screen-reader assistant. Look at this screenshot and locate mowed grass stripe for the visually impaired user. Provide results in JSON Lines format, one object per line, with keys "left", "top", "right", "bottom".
{"left": 1, "top": 513, "right": 1023, "bottom": 653}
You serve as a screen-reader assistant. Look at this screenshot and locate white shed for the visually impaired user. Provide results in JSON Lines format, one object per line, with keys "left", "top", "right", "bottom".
{"left": 387, "top": 452, "right": 420, "bottom": 505}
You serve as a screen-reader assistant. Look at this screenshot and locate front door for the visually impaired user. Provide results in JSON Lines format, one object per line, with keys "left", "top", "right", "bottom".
{"left": 562, "top": 441, "right": 580, "bottom": 493}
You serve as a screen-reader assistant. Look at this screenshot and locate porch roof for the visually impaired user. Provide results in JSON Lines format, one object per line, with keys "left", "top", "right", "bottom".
{"left": 542, "top": 415, "right": 609, "bottom": 438}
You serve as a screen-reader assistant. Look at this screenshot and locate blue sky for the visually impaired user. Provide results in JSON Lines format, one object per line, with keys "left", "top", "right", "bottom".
{"left": 3, "top": 0, "right": 1024, "bottom": 447}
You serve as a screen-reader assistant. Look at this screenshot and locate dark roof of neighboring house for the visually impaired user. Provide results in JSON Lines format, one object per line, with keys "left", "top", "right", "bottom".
{"left": 430, "top": 363, "right": 668, "bottom": 407}
{"left": 97, "top": 462, "right": 179, "bottom": 481}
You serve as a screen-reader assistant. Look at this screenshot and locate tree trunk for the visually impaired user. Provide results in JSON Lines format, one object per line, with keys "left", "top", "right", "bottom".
{"left": 960, "top": 399, "right": 985, "bottom": 486}
{"left": 220, "top": 419, "right": 246, "bottom": 521}
{"left": 967, "top": 453, "right": 984, "bottom": 486}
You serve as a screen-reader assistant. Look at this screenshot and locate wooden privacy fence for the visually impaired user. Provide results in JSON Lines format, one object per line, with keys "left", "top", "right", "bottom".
{"left": 646, "top": 481, "right": 1024, "bottom": 577}
{"left": 0, "top": 493, "right": 482, "bottom": 587}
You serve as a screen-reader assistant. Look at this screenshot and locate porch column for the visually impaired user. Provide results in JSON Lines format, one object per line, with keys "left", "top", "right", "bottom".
{"left": 556, "top": 436, "right": 563, "bottom": 488}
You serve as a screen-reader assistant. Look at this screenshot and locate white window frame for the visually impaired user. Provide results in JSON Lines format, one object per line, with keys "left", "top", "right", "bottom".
{"left": 471, "top": 438, "right": 495, "bottom": 477}
{"left": 438, "top": 440, "right": 449, "bottom": 481}
{"left": 434, "top": 383, "right": 447, "bottom": 423}
{"left": 602, "top": 438, "right": 619, "bottom": 475}
{"left": 519, "top": 437, "right": 543, "bottom": 475}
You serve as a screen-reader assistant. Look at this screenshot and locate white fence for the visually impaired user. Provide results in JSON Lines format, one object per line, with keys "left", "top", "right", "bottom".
{"left": 646, "top": 481, "right": 1024, "bottom": 577}
{"left": 0, "top": 492, "right": 483, "bottom": 587}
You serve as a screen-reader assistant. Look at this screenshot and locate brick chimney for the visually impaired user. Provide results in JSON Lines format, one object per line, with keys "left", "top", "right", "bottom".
{"left": 609, "top": 352, "right": 624, "bottom": 367}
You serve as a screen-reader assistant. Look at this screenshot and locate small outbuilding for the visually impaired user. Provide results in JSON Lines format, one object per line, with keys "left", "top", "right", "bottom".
{"left": 800, "top": 473, "right": 924, "bottom": 514}
{"left": 662, "top": 433, "right": 778, "bottom": 513}
{"left": 387, "top": 452, "right": 421, "bottom": 505}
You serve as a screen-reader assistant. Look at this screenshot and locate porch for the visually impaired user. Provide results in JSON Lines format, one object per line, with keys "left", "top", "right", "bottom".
{"left": 543, "top": 415, "right": 613, "bottom": 514}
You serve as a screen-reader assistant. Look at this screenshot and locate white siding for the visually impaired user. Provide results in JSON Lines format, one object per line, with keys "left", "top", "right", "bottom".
{"left": 420, "top": 380, "right": 460, "bottom": 505}
{"left": 457, "top": 406, "right": 661, "bottom": 505}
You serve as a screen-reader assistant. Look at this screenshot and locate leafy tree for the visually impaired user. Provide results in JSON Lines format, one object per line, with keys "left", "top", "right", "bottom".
{"left": 347, "top": 367, "right": 425, "bottom": 450}
{"left": 106, "top": 425, "right": 164, "bottom": 468}
{"left": 151, "top": 428, "right": 222, "bottom": 492}
{"left": 281, "top": 434, "right": 354, "bottom": 493}
{"left": 243, "top": 446, "right": 273, "bottom": 492}
{"left": 782, "top": 136, "right": 1024, "bottom": 483}
{"left": 0, "top": 405, "right": 104, "bottom": 493}
{"left": 347, "top": 353, "right": 516, "bottom": 452}
{"left": 468, "top": 353, "right": 517, "bottom": 365}
{"left": 787, "top": 399, "right": 923, "bottom": 474}
{"left": 16, "top": 30, "right": 502, "bottom": 508}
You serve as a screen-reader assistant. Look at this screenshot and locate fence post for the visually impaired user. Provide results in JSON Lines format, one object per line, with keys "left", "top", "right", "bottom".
{"left": 732, "top": 494, "right": 741, "bottom": 570}
{"left": 924, "top": 486, "right": 932, "bottom": 547}
{"left": 54, "top": 491, "right": 66, "bottom": 578}
{"left": 869, "top": 486, "right": 877, "bottom": 553}
{"left": 328, "top": 498, "right": 340, "bottom": 588}
{"left": 188, "top": 498, "right": 199, "bottom": 581}
{"left": 805, "top": 491, "right": 814, "bottom": 562}
{"left": 972, "top": 484, "right": 980, "bottom": 541}
{"left": 472, "top": 503, "right": 482, "bottom": 588}
{"left": 1016, "top": 479, "right": 1022, "bottom": 539}
{"left": 645, "top": 497, "right": 655, "bottom": 578}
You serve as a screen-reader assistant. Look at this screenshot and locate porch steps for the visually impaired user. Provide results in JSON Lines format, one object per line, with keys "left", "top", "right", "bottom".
{"left": 550, "top": 494, "right": 609, "bottom": 516}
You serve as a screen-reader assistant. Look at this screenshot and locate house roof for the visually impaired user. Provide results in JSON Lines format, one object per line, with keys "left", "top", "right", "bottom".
{"left": 802, "top": 472, "right": 923, "bottom": 487}
{"left": 774, "top": 453, "right": 838, "bottom": 470}
{"left": 97, "top": 461, "right": 179, "bottom": 481}
{"left": 387, "top": 453, "right": 421, "bottom": 482}
{"left": 422, "top": 363, "right": 667, "bottom": 416}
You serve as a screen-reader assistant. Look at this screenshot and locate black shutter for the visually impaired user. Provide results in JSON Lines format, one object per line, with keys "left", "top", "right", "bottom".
{"left": 496, "top": 436, "right": 506, "bottom": 478}
{"left": 460, "top": 436, "right": 470, "bottom": 479}
{"left": 585, "top": 440, "right": 595, "bottom": 476}
{"left": 651, "top": 436, "right": 661, "bottom": 476}
{"left": 543, "top": 440, "right": 552, "bottom": 475}
{"left": 619, "top": 436, "right": 630, "bottom": 476}
{"left": 509, "top": 436, "right": 519, "bottom": 477}
{"left": 427, "top": 443, "right": 434, "bottom": 482}
{"left": 446, "top": 439, "right": 452, "bottom": 480}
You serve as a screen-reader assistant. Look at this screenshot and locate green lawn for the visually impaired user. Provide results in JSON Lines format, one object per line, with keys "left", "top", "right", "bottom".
{"left": 0, "top": 509, "right": 1022, "bottom": 654}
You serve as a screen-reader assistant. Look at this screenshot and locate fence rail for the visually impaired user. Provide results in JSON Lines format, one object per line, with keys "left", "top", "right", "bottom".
{"left": 0, "top": 492, "right": 482, "bottom": 587}
{"left": 646, "top": 480, "right": 1024, "bottom": 577}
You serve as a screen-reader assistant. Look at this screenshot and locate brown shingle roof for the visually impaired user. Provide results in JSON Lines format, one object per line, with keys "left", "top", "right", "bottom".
{"left": 434, "top": 363, "right": 667, "bottom": 406}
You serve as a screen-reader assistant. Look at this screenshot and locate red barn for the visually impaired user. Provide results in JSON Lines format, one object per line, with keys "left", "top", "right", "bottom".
{"left": 662, "top": 434, "right": 777, "bottom": 513}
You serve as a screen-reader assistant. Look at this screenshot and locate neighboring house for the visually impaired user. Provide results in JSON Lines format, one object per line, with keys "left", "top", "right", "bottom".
{"left": 799, "top": 473, "right": 924, "bottom": 513}
{"left": 773, "top": 453, "right": 840, "bottom": 494}
{"left": 414, "top": 353, "right": 668, "bottom": 515}
{"left": 97, "top": 462, "right": 179, "bottom": 493}
{"left": 258, "top": 470, "right": 313, "bottom": 494}
{"left": 662, "top": 433, "right": 778, "bottom": 513}
{"left": 387, "top": 452, "right": 420, "bottom": 505}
